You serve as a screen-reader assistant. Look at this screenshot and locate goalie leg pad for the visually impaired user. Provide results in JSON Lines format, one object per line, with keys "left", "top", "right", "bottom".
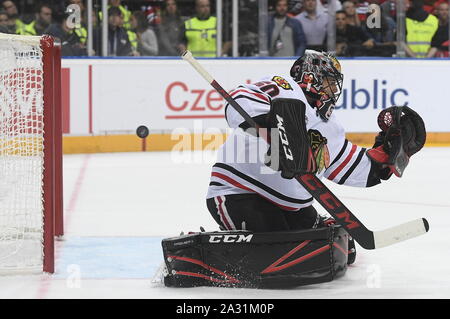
{"left": 161, "top": 225, "right": 349, "bottom": 289}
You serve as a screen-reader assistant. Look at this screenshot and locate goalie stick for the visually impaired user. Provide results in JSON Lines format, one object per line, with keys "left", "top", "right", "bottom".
{"left": 181, "top": 50, "right": 429, "bottom": 250}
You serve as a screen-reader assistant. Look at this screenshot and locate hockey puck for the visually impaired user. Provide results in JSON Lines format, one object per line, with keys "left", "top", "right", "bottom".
{"left": 136, "top": 125, "right": 149, "bottom": 138}
{"left": 422, "top": 218, "right": 430, "bottom": 232}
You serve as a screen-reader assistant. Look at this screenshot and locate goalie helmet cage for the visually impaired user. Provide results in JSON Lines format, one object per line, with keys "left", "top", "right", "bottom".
{"left": 0, "top": 33, "right": 63, "bottom": 274}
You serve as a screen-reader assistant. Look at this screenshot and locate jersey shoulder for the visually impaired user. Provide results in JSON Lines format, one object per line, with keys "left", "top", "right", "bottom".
{"left": 225, "top": 74, "right": 310, "bottom": 128}
{"left": 242, "top": 74, "right": 306, "bottom": 101}
{"left": 309, "top": 111, "right": 345, "bottom": 139}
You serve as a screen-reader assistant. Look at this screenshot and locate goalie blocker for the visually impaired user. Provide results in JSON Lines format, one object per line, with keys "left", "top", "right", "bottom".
{"left": 162, "top": 225, "right": 349, "bottom": 288}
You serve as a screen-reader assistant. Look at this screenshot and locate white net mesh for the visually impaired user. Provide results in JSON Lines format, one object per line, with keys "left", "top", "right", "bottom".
{"left": 0, "top": 35, "right": 45, "bottom": 273}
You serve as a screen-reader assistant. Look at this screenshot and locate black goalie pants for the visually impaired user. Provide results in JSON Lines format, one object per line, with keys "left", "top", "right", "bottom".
{"left": 206, "top": 193, "right": 319, "bottom": 232}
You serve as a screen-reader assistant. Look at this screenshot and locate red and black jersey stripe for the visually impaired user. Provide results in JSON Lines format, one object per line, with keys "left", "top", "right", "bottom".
{"left": 225, "top": 87, "right": 271, "bottom": 125}
{"left": 326, "top": 138, "right": 369, "bottom": 186}
{"left": 213, "top": 163, "right": 313, "bottom": 207}
{"left": 329, "top": 139, "right": 349, "bottom": 168}
{"left": 337, "top": 148, "right": 367, "bottom": 185}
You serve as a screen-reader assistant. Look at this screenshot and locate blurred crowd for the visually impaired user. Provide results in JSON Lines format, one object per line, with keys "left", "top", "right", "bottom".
{"left": 1, "top": 0, "right": 448, "bottom": 57}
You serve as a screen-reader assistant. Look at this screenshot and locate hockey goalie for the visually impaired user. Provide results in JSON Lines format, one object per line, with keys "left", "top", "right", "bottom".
{"left": 161, "top": 50, "right": 426, "bottom": 288}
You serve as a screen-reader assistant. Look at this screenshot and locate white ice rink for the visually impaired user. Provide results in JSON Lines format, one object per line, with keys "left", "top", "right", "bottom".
{"left": 1, "top": 147, "right": 450, "bottom": 299}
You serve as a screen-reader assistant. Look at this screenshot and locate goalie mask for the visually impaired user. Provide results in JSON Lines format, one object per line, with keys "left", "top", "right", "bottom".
{"left": 290, "top": 50, "right": 343, "bottom": 121}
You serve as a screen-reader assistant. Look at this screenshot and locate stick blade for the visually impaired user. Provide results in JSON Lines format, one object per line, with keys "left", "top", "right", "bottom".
{"left": 373, "top": 218, "right": 429, "bottom": 249}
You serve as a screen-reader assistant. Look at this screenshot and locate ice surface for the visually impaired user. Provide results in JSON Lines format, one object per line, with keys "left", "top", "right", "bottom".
{"left": 1, "top": 148, "right": 449, "bottom": 299}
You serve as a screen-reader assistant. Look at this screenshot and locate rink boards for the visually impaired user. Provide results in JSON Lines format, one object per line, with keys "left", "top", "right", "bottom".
{"left": 59, "top": 58, "right": 450, "bottom": 153}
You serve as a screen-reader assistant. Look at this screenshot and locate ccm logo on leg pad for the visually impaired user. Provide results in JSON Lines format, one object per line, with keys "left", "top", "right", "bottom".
{"left": 209, "top": 234, "right": 254, "bottom": 243}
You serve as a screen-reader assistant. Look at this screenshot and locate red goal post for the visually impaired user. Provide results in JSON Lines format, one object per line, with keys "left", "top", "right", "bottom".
{"left": 0, "top": 33, "right": 63, "bottom": 274}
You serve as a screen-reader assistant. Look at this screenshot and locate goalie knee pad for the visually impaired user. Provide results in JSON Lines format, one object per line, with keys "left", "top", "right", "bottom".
{"left": 161, "top": 225, "right": 349, "bottom": 289}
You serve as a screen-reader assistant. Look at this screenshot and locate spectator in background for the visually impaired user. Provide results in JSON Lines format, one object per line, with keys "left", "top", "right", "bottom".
{"left": 69, "top": 0, "right": 87, "bottom": 36}
{"left": 109, "top": 0, "right": 132, "bottom": 30}
{"left": 23, "top": 3, "right": 52, "bottom": 36}
{"left": 335, "top": 10, "right": 375, "bottom": 56}
{"left": 158, "top": 0, "right": 184, "bottom": 56}
{"left": 404, "top": 0, "right": 439, "bottom": 57}
{"left": 180, "top": 0, "right": 227, "bottom": 57}
{"left": 131, "top": 11, "right": 158, "bottom": 56}
{"left": 362, "top": 5, "right": 396, "bottom": 43}
{"left": 92, "top": 6, "right": 114, "bottom": 56}
{"left": 316, "top": 0, "right": 342, "bottom": 14}
{"left": 98, "top": 0, "right": 131, "bottom": 31}
{"left": 143, "top": 4, "right": 161, "bottom": 26}
{"left": 432, "top": 0, "right": 449, "bottom": 14}
{"left": 89, "top": 8, "right": 101, "bottom": 55}
{"left": 107, "top": 6, "right": 134, "bottom": 56}
{"left": 343, "top": 1, "right": 361, "bottom": 27}
{"left": 0, "top": 10, "right": 10, "bottom": 33}
{"left": 238, "top": 0, "right": 259, "bottom": 56}
{"left": 69, "top": 0, "right": 85, "bottom": 14}
{"left": 2, "top": 0, "right": 25, "bottom": 34}
{"left": 128, "top": 14, "right": 139, "bottom": 55}
{"left": 289, "top": 0, "right": 303, "bottom": 16}
{"left": 269, "top": 0, "right": 306, "bottom": 57}
{"left": 380, "top": 0, "right": 397, "bottom": 21}
{"left": 45, "top": 8, "right": 87, "bottom": 56}
{"left": 423, "top": 0, "right": 435, "bottom": 13}
{"left": 427, "top": 2, "right": 449, "bottom": 57}
{"left": 295, "top": 0, "right": 327, "bottom": 51}
{"left": 360, "top": 6, "right": 397, "bottom": 56}
{"left": 355, "top": 0, "right": 370, "bottom": 23}
{"left": 56, "top": 1, "right": 88, "bottom": 47}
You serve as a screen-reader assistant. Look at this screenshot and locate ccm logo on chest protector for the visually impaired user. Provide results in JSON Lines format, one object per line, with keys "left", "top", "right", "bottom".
{"left": 209, "top": 234, "right": 254, "bottom": 243}
{"left": 276, "top": 114, "right": 294, "bottom": 161}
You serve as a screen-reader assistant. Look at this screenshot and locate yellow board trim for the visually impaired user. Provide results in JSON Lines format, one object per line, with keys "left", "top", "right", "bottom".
{"left": 62, "top": 132, "right": 450, "bottom": 154}
{"left": 63, "top": 133, "right": 229, "bottom": 154}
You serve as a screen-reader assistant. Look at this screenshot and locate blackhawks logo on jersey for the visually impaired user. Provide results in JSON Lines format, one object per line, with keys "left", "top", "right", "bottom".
{"left": 308, "top": 129, "right": 330, "bottom": 173}
{"left": 272, "top": 76, "right": 293, "bottom": 90}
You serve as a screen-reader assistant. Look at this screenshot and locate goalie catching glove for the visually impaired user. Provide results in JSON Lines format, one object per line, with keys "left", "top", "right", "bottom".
{"left": 367, "top": 106, "right": 426, "bottom": 178}
{"left": 265, "top": 98, "right": 317, "bottom": 179}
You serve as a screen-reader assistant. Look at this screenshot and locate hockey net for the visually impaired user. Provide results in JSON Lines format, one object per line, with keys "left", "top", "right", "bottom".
{"left": 0, "top": 33, "right": 62, "bottom": 274}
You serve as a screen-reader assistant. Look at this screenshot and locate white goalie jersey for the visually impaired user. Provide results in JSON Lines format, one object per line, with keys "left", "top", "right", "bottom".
{"left": 206, "top": 73, "right": 375, "bottom": 211}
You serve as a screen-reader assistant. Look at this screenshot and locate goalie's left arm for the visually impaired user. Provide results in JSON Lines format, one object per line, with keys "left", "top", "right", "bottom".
{"left": 323, "top": 138, "right": 373, "bottom": 187}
